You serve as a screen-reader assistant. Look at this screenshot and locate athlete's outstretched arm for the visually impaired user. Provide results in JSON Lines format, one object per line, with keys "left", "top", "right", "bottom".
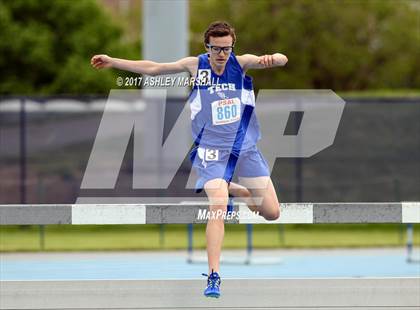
{"left": 90, "top": 55, "right": 198, "bottom": 76}
{"left": 237, "top": 53, "right": 288, "bottom": 71}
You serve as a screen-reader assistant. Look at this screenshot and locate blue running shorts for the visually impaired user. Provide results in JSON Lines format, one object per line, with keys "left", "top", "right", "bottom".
{"left": 190, "top": 145, "right": 270, "bottom": 193}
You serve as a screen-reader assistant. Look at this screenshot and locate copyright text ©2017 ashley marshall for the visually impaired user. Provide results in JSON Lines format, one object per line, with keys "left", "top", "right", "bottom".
{"left": 118, "top": 76, "right": 204, "bottom": 87}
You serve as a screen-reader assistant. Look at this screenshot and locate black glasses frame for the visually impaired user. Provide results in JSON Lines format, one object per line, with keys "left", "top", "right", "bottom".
{"left": 206, "top": 44, "right": 234, "bottom": 54}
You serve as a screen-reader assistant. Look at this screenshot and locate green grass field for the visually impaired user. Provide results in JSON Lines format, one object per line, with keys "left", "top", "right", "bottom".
{"left": 1, "top": 224, "right": 419, "bottom": 252}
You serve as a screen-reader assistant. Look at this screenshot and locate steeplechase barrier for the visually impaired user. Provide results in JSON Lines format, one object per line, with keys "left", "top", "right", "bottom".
{"left": 1, "top": 202, "right": 419, "bottom": 309}
{"left": 1, "top": 202, "right": 419, "bottom": 225}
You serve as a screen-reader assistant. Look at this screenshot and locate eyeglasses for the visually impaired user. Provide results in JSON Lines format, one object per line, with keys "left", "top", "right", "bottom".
{"left": 206, "top": 44, "right": 234, "bottom": 55}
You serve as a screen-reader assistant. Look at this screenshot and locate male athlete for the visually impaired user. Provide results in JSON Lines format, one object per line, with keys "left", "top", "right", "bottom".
{"left": 91, "top": 21, "right": 287, "bottom": 298}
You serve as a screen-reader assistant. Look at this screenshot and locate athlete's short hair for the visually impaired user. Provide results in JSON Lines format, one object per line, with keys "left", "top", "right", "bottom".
{"left": 204, "top": 21, "right": 236, "bottom": 45}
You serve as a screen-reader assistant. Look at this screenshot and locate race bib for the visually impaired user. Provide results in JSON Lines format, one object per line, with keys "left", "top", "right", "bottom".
{"left": 197, "top": 69, "right": 211, "bottom": 86}
{"left": 204, "top": 149, "right": 219, "bottom": 161}
{"left": 211, "top": 98, "right": 241, "bottom": 125}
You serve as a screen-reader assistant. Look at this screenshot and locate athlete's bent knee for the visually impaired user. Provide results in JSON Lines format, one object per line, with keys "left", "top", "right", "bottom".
{"left": 263, "top": 208, "right": 280, "bottom": 221}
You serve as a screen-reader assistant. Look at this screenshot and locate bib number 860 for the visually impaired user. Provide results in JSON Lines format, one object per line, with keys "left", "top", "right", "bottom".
{"left": 211, "top": 97, "right": 241, "bottom": 125}
{"left": 216, "top": 104, "right": 238, "bottom": 120}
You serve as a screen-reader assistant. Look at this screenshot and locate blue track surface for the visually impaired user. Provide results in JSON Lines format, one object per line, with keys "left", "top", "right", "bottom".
{"left": 1, "top": 249, "right": 419, "bottom": 280}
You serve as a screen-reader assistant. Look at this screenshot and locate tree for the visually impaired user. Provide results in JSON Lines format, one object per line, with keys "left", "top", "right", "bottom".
{"left": 0, "top": 0, "right": 139, "bottom": 95}
{"left": 190, "top": 0, "right": 420, "bottom": 91}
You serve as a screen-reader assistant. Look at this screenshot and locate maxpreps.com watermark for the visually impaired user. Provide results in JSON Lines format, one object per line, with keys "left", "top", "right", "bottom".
{"left": 197, "top": 209, "right": 260, "bottom": 221}
{"left": 116, "top": 76, "right": 208, "bottom": 87}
